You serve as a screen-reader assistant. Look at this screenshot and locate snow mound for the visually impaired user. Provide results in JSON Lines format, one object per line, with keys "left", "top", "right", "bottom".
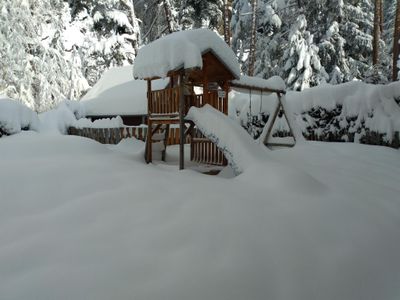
{"left": 133, "top": 29, "right": 240, "bottom": 79}
{"left": 38, "top": 100, "right": 85, "bottom": 134}
{"left": 0, "top": 96, "right": 39, "bottom": 135}
{"left": 82, "top": 66, "right": 168, "bottom": 116}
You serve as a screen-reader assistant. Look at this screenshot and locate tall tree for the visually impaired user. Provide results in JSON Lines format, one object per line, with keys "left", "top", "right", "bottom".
{"left": 248, "top": 0, "right": 258, "bottom": 76}
{"left": 162, "top": 0, "right": 177, "bottom": 34}
{"left": 373, "top": 0, "right": 382, "bottom": 64}
{"left": 223, "top": 0, "right": 231, "bottom": 45}
{"left": 393, "top": 0, "right": 400, "bottom": 80}
{"left": 0, "top": 0, "right": 88, "bottom": 111}
{"left": 231, "top": 0, "right": 252, "bottom": 69}
{"left": 66, "top": 0, "right": 141, "bottom": 86}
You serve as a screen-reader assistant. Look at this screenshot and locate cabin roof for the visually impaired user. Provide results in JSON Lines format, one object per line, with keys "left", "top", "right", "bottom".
{"left": 81, "top": 66, "right": 168, "bottom": 116}
{"left": 133, "top": 29, "right": 241, "bottom": 80}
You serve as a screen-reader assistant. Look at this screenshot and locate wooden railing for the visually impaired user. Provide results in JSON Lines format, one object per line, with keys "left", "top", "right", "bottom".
{"left": 150, "top": 89, "right": 228, "bottom": 116}
{"left": 190, "top": 129, "right": 227, "bottom": 166}
{"left": 185, "top": 92, "right": 227, "bottom": 114}
{"left": 149, "top": 87, "right": 180, "bottom": 115}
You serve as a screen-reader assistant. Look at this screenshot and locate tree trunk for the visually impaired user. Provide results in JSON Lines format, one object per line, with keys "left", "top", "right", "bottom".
{"left": 373, "top": 0, "right": 381, "bottom": 65}
{"left": 162, "top": 0, "right": 175, "bottom": 34}
{"left": 379, "top": 0, "right": 384, "bottom": 34}
{"left": 223, "top": 0, "right": 231, "bottom": 45}
{"left": 393, "top": 0, "right": 400, "bottom": 80}
{"left": 248, "top": 0, "right": 258, "bottom": 76}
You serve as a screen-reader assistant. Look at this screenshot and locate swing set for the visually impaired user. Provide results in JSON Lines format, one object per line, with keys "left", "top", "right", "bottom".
{"left": 230, "top": 82, "right": 296, "bottom": 147}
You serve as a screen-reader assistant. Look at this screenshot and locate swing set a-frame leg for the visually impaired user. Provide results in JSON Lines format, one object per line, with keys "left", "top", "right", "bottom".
{"left": 263, "top": 93, "right": 296, "bottom": 147}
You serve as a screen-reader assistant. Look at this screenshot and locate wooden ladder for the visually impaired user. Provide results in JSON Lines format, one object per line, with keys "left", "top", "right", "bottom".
{"left": 145, "top": 123, "right": 170, "bottom": 163}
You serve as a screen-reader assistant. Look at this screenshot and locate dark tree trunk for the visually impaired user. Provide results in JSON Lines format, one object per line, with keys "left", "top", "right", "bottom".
{"left": 248, "top": 0, "right": 258, "bottom": 76}
{"left": 393, "top": 0, "right": 400, "bottom": 80}
{"left": 223, "top": 0, "right": 231, "bottom": 45}
{"left": 373, "top": 0, "right": 382, "bottom": 65}
{"left": 162, "top": 0, "right": 175, "bottom": 34}
{"left": 380, "top": 0, "right": 384, "bottom": 34}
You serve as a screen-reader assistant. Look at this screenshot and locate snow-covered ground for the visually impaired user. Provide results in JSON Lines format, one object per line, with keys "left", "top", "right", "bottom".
{"left": 0, "top": 130, "right": 399, "bottom": 300}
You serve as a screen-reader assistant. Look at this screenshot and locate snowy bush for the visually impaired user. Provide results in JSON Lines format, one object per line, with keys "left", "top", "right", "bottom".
{"left": 287, "top": 81, "right": 400, "bottom": 145}
{"left": 38, "top": 100, "right": 86, "bottom": 134}
{"left": 0, "top": 96, "right": 39, "bottom": 136}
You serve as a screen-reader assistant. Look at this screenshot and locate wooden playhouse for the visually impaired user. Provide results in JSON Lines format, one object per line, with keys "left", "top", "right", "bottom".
{"left": 133, "top": 29, "right": 291, "bottom": 170}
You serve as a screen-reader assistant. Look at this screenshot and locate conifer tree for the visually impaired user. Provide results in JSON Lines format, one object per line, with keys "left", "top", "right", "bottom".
{"left": 393, "top": 0, "right": 400, "bottom": 80}
{"left": 0, "top": 0, "right": 88, "bottom": 111}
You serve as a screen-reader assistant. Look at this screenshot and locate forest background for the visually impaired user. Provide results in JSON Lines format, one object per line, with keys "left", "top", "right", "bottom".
{"left": 1, "top": 0, "right": 399, "bottom": 112}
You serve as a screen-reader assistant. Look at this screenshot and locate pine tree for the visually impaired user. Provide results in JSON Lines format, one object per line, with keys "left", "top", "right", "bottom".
{"left": 0, "top": 0, "right": 88, "bottom": 111}
{"left": 253, "top": 0, "right": 283, "bottom": 78}
{"left": 282, "top": 14, "right": 328, "bottom": 90}
{"left": 393, "top": 0, "right": 400, "bottom": 80}
{"left": 231, "top": 0, "right": 252, "bottom": 69}
{"left": 66, "top": 0, "right": 140, "bottom": 86}
{"left": 178, "top": 0, "right": 224, "bottom": 29}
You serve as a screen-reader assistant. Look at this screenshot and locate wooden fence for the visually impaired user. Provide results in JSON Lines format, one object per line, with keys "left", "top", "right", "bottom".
{"left": 67, "top": 126, "right": 190, "bottom": 145}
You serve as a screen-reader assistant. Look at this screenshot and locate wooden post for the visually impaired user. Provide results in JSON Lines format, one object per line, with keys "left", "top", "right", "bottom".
{"left": 203, "top": 75, "right": 209, "bottom": 105}
{"left": 179, "top": 72, "right": 185, "bottom": 170}
{"left": 146, "top": 80, "right": 152, "bottom": 163}
{"left": 223, "top": 81, "right": 229, "bottom": 115}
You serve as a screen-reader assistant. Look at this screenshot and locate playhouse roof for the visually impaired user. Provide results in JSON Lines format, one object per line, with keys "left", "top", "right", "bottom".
{"left": 82, "top": 66, "right": 167, "bottom": 116}
{"left": 133, "top": 29, "right": 241, "bottom": 80}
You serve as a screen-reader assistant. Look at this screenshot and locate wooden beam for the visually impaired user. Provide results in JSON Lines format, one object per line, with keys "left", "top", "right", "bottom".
{"left": 230, "top": 82, "right": 286, "bottom": 94}
{"left": 162, "top": 124, "right": 170, "bottom": 162}
{"left": 146, "top": 119, "right": 153, "bottom": 163}
{"left": 179, "top": 72, "right": 186, "bottom": 170}
{"left": 223, "top": 81, "right": 229, "bottom": 115}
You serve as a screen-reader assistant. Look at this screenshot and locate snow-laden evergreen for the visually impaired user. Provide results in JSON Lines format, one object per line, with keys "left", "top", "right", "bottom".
{"left": 0, "top": 0, "right": 88, "bottom": 112}
{"left": 233, "top": 0, "right": 392, "bottom": 90}
{"left": 65, "top": 0, "right": 141, "bottom": 86}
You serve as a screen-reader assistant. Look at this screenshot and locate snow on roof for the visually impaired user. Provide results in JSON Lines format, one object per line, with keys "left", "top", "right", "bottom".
{"left": 133, "top": 29, "right": 241, "bottom": 80}
{"left": 81, "top": 66, "right": 167, "bottom": 116}
{"left": 231, "top": 75, "right": 286, "bottom": 92}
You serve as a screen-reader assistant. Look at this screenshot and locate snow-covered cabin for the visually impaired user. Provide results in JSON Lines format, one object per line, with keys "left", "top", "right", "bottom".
{"left": 81, "top": 66, "right": 167, "bottom": 126}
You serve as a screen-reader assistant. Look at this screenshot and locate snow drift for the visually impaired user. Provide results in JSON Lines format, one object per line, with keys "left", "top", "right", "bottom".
{"left": 0, "top": 133, "right": 399, "bottom": 300}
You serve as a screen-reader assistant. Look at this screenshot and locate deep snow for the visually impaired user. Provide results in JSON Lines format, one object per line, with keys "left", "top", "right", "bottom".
{"left": 0, "top": 132, "right": 399, "bottom": 300}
